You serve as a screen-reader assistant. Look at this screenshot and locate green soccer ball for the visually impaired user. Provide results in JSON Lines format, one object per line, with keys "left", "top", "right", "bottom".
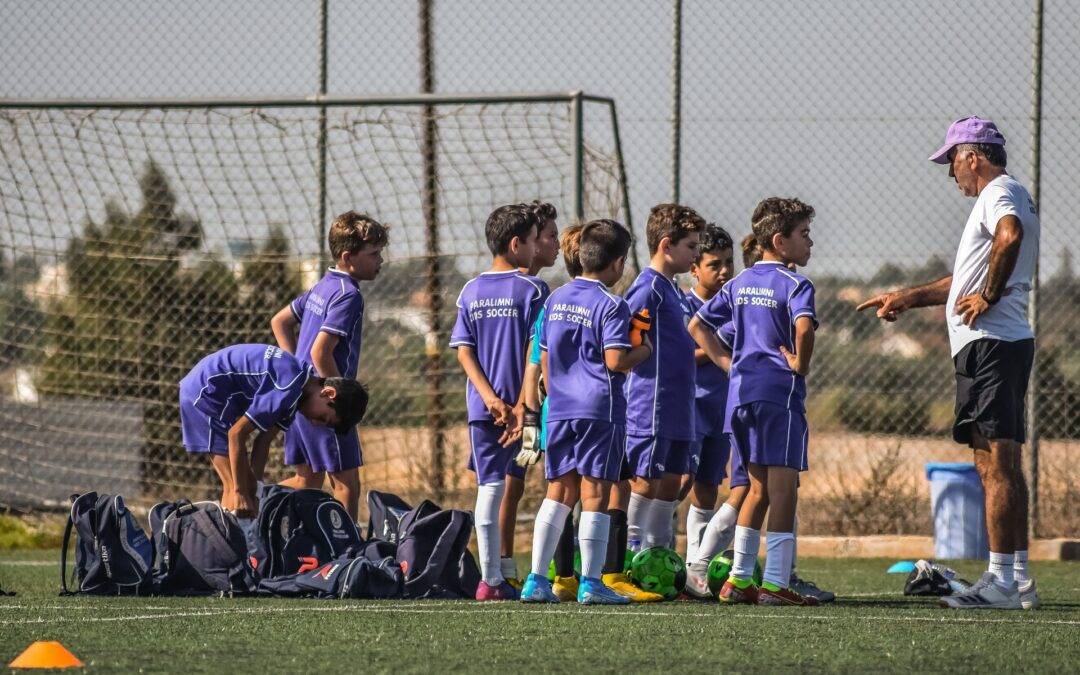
{"left": 706, "top": 550, "right": 764, "bottom": 597}
{"left": 629, "top": 547, "right": 686, "bottom": 600}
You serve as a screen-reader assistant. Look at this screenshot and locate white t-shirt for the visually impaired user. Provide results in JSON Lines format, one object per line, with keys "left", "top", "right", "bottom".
{"left": 946, "top": 174, "right": 1040, "bottom": 356}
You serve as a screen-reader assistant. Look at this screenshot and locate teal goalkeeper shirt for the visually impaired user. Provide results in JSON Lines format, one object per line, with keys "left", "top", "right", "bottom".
{"left": 529, "top": 308, "right": 548, "bottom": 448}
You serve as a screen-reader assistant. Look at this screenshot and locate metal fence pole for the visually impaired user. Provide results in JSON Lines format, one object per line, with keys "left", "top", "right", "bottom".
{"left": 419, "top": 0, "right": 446, "bottom": 503}
{"left": 1026, "top": 0, "right": 1043, "bottom": 537}
{"left": 670, "top": 0, "right": 682, "bottom": 204}
{"left": 570, "top": 91, "right": 585, "bottom": 223}
{"left": 316, "top": 0, "right": 329, "bottom": 265}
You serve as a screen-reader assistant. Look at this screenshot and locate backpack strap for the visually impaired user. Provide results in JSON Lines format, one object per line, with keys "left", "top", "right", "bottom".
{"left": 59, "top": 501, "right": 76, "bottom": 596}
{"left": 189, "top": 508, "right": 249, "bottom": 594}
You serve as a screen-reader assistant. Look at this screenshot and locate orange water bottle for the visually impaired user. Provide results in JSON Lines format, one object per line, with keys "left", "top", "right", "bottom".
{"left": 629, "top": 309, "right": 651, "bottom": 347}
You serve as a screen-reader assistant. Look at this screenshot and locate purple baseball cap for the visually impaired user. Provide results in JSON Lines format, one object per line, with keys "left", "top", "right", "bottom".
{"left": 928, "top": 116, "right": 1006, "bottom": 164}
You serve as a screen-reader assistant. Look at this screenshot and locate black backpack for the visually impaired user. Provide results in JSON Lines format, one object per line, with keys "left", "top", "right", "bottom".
{"left": 366, "top": 490, "right": 414, "bottom": 544}
{"left": 148, "top": 499, "right": 258, "bottom": 596}
{"left": 258, "top": 551, "right": 405, "bottom": 599}
{"left": 396, "top": 500, "right": 480, "bottom": 599}
{"left": 61, "top": 492, "right": 154, "bottom": 596}
{"left": 249, "top": 487, "right": 363, "bottom": 578}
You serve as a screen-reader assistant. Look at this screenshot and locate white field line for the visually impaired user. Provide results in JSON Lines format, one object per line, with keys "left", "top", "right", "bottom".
{"left": 2, "top": 603, "right": 1079, "bottom": 627}
{"left": 0, "top": 561, "right": 56, "bottom": 566}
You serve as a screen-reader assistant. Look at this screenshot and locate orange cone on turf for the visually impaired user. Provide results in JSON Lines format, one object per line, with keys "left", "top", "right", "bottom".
{"left": 9, "top": 641, "right": 83, "bottom": 668}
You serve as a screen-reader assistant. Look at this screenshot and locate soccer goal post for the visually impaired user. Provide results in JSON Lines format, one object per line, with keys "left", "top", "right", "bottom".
{"left": 0, "top": 91, "right": 633, "bottom": 510}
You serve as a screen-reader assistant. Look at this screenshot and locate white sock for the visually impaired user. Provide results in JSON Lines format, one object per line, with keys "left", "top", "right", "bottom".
{"left": 685, "top": 506, "right": 714, "bottom": 564}
{"left": 1014, "top": 550, "right": 1030, "bottom": 583}
{"left": 762, "top": 531, "right": 796, "bottom": 589}
{"left": 989, "top": 551, "right": 1015, "bottom": 587}
{"left": 530, "top": 499, "right": 572, "bottom": 577}
{"left": 627, "top": 492, "right": 652, "bottom": 551}
{"left": 645, "top": 499, "right": 678, "bottom": 549}
{"left": 474, "top": 482, "right": 506, "bottom": 586}
{"left": 791, "top": 515, "right": 799, "bottom": 577}
{"left": 577, "top": 511, "right": 611, "bottom": 580}
{"left": 696, "top": 503, "right": 738, "bottom": 565}
{"left": 731, "top": 525, "right": 761, "bottom": 580}
{"left": 500, "top": 557, "right": 518, "bottom": 581}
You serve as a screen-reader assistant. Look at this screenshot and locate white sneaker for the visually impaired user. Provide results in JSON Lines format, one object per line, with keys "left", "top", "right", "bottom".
{"left": 939, "top": 572, "right": 1021, "bottom": 610}
{"left": 684, "top": 562, "right": 713, "bottom": 600}
{"left": 1018, "top": 578, "right": 1040, "bottom": 610}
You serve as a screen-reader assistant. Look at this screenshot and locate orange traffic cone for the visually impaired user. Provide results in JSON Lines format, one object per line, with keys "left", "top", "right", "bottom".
{"left": 9, "top": 641, "right": 83, "bottom": 668}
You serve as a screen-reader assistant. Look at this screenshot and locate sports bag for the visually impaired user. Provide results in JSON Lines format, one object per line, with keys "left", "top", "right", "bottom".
{"left": 148, "top": 499, "right": 257, "bottom": 595}
{"left": 258, "top": 552, "right": 404, "bottom": 599}
{"left": 60, "top": 492, "right": 154, "bottom": 595}
{"left": 249, "top": 487, "right": 363, "bottom": 578}
{"left": 366, "top": 490, "right": 414, "bottom": 544}
{"left": 396, "top": 500, "right": 480, "bottom": 599}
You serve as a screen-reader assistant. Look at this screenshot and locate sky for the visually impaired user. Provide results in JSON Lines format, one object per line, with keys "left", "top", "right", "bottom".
{"left": 2, "top": 0, "right": 1077, "bottom": 281}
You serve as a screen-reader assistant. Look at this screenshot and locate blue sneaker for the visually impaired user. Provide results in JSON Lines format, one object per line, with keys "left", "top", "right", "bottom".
{"left": 521, "top": 573, "right": 559, "bottom": 603}
{"left": 578, "top": 576, "right": 631, "bottom": 605}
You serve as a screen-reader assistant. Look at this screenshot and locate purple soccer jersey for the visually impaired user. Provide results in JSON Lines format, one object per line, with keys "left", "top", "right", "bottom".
{"left": 179, "top": 344, "right": 312, "bottom": 433}
{"left": 685, "top": 289, "right": 729, "bottom": 409}
{"left": 540, "top": 277, "right": 632, "bottom": 424}
{"left": 695, "top": 261, "right": 817, "bottom": 427}
{"left": 290, "top": 268, "right": 365, "bottom": 378}
{"left": 449, "top": 270, "right": 548, "bottom": 423}
{"left": 623, "top": 268, "right": 697, "bottom": 441}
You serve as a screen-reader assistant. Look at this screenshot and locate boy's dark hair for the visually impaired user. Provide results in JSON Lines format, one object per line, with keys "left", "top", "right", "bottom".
{"left": 485, "top": 204, "right": 540, "bottom": 256}
{"left": 697, "top": 223, "right": 734, "bottom": 259}
{"left": 578, "top": 219, "right": 631, "bottom": 273}
{"left": 560, "top": 223, "right": 584, "bottom": 278}
{"left": 329, "top": 211, "right": 389, "bottom": 261}
{"left": 752, "top": 197, "right": 815, "bottom": 251}
{"left": 741, "top": 233, "right": 763, "bottom": 268}
{"left": 646, "top": 203, "right": 705, "bottom": 255}
{"left": 321, "top": 377, "right": 369, "bottom": 434}
{"left": 531, "top": 200, "right": 558, "bottom": 223}
{"left": 957, "top": 142, "right": 1007, "bottom": 168}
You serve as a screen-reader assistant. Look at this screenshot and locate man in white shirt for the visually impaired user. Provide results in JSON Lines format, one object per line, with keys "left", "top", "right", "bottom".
{"left": 858, "top": 117, "right": 1040, "bottom": 611}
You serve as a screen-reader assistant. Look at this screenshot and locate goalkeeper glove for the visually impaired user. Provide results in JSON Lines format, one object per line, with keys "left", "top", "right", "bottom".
{"left": 629, "top": 309, "right": 651, "bottom": 347}
{"left": 515, "top": 406, "right": 543, "bottom": 467}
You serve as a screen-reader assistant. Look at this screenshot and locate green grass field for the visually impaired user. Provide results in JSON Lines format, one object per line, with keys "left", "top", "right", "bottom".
{"left": 1, "top": 550, "right": 1078, "bottom": 673}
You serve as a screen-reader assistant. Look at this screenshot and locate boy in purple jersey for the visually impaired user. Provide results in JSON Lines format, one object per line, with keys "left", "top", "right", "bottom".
{"left": 450, "top": 203, "right": 546, "bottom": 601}
{"left": 623, "top": 204, "right": 705, "bottom": 552}
{"left": 270, "top": 211, "right": 387, "bottom": 522}
{"left": 179, "top": 344, "right": 369, "bottom": 518}
{"left": 498, "top": 200, "right": 560, "bottom": 589}
{"left": 689, "top": 197, "right": 819, "bottom": 606}
{"left": 521, "top": 219, "right": 652, "bottom": 605}
{"left": 679, "top": 224, "right": 735, "bottom": 571}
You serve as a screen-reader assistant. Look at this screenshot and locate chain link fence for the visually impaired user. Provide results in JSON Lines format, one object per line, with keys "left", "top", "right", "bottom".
{"left": 1, "top": 1, "right": 1076, "bottom": 536}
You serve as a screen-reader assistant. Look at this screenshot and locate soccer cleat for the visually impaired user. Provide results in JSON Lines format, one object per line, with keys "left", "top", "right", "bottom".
{"left": 578, "top": 576, "right": 631, "bottom": 605}
{"left": 602, "top": 572, "right": 664, "bottom": 602}
{"left": 683, "top": 562, "right": 713, "bottom": 600}
{"left": 938, "top": 572, "right": 1021, "bottom": 610}
{"left": 520, "top": 573, "right": 559, "bottom": 603}
{"left": 475, "top": 579, "right": 520, "bottom": 601}
{"left": 790, "top": 574, "right": 836, "bottom": 603}
{"left": 1018, "top": 579, "right": 1040, "bottom": 610}
{"left": 717, "top": 578, "right": 758, "bottom": 605}
{"left": 505, "top": 577, "right": 523, "bottom": 591}
{"left": 757, "top": 584, "right": 820, "bottom": 606}
{"left": 552, "top": 575, "right": 579, "bottom": 603}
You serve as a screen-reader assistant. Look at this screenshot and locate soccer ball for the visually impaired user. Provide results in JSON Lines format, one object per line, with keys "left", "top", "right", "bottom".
{"left": 629, "top": 547, "right": 686, "bottom": 600}
{"left": 706, "top": 550, "right": 764, "bottom": 597}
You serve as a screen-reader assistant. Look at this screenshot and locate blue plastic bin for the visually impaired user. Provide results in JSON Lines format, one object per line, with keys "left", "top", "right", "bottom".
{"left": 926, "top": 462, "right": 989, "bottom": 560}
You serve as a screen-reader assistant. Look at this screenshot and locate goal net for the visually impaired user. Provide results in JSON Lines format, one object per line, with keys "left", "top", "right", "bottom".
{"left": 0, "top": 94, "right": 630, "bottom": 510}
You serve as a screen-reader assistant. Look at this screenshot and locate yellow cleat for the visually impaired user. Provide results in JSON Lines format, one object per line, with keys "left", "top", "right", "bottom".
{"left": 603, "top": 573, "right": 665, "bottom": 602}
{"left": 552, "top": 575, "right": 579, "bottom": 603}
{"left": 505, "top": 577, "right": 523, "bottom": 591}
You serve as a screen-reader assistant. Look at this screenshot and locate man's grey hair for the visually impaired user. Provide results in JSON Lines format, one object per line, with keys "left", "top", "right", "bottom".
{"left": 956, "top": 142, "right": 1007, "bottom": 168}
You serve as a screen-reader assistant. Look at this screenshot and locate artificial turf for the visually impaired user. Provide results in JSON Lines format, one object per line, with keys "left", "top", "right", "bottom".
{"left": 1, "top": 550, "right": 1078, "bottom": 673}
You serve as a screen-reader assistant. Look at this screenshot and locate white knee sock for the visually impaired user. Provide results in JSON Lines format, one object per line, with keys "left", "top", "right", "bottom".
{"left": 645, "top": 499, "right": 678, "bottom": 549}
{"left": 577, "top": 511, "right": 611, "bottom": 580}
{"left": 530, "top": 499, "right": 572, "bottom": 577}
{"left": 696, "top": 502, "right": 739, "bottom": 565}
{"left": 686, "top": 506, "right": 714, "bottom": 564}
{"left": 731, "top": 525, "right": 761, "bottom": 580}
{"left": 1013, "top": 550, "right": 1030, "bottom": 583}
{"left": 627, "top": 492, "right": 652, "bottom": 551}
{"left": 762, "top": 531, "right": 795, "bottom": 589}
{"left": 989, "top": 551, "right": 1015, "bottom": 587}
{"left": 474, "top": 482, "right": 506, "bottom": 586}
{"left": 500, "top": 557, "right": 519, "bottom": 582}
{"left": 791, "top": 515, "right": 799, "bottom": 576}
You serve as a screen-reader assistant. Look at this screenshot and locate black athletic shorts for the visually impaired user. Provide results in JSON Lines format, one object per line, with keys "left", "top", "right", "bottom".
{"left": 953, "top": 337, "right": 1034, "bottom": 447}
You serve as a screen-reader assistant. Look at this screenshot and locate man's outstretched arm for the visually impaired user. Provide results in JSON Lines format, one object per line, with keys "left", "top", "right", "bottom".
{"left": 856, "top": 275, "right": 952, "bottom": 321}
